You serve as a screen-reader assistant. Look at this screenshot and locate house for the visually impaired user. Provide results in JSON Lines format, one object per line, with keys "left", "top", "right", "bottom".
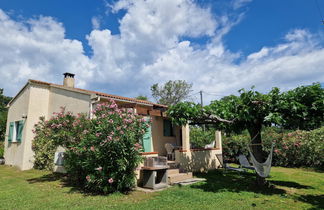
{"left": 4, "top": 73, "right": 222, "bottom": 181}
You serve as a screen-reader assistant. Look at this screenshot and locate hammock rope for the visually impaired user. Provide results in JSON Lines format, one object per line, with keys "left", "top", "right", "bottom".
{"left": 247, "top": 143, "right": 274, "bottom": 178}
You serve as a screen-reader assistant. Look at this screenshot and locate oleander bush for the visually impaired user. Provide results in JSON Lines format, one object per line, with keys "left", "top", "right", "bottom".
{"left": 32, "top": 100, "right": 149, "bottom": 194}
{"left": 32, "top": 108, "right": 89, "bottom": 170}
{"left": 222, "top": 127, "right": 324, "bottom": 168}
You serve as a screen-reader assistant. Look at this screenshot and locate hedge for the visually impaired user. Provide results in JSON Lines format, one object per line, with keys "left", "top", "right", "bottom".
{"left": 222, "top": 127, "right": 324, "bottom": 168}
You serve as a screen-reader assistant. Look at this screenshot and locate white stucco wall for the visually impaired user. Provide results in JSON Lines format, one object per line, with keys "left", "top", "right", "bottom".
{"left": 5, "top": 84, "right": 52, "bottom": 170}
{"left": 175, "top": 149, "right": 223, "bottom": 172}
{"left": 5, "top": 84, "right": 92, "bottom": 170}
{"left": 48, "top": 87, "right": 91, "bottom": 116}
{"left": 4, "top": 85, "right": 31, "bottom": 169}
{"left": 151, "top": 116, "right": 181, "bottom": 156}
{"left": 21, "top": 84, "right": 51, "bottom": 170}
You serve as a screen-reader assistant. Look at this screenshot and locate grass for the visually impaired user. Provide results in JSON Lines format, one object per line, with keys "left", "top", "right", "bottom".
{"left": 0, "top": 165, "right": 323, "bottom": 210}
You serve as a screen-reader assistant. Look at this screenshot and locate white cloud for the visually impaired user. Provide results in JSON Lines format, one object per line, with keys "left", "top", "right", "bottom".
{"left": 0, "top": 9, "right": 94, "bottom": 96}
{"left": 232, "top": 0, "right": 253, "bottom": 10}
{"left": 91, "top": 16, "right": 101, "bottom": 30}
{"left": 0, "top": 0, "right": 323, "bottom": 104}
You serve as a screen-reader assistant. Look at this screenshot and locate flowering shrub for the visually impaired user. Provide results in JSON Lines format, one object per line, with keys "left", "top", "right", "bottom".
{"left": 32, "top": 100, "right": 149, "bottom": 194}
{"left": 222, "top": 127, "right": 324, "bottom": 168}
{"left": 32, "top": 108, "right": 89, "bottom": 170}
{"left": 64, "top": 101, "right": 148, "bottom": 194}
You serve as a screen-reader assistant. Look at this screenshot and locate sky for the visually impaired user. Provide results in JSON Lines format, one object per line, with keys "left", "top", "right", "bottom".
{"left": 0, "top": 0, "right": 323, "bottom": 103}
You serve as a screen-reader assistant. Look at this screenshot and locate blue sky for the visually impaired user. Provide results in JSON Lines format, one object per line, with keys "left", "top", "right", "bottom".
{"left": 0, "top": 0, "right": 323, "bottom": 102}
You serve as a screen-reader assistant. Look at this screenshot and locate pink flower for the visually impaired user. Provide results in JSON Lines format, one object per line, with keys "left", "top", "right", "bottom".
{"left": 107, "top": 136, "right": 112, "bottom": 141}
{"left": 86, "top": 175, "right": 91, "bottom": 182}
{"left": 90, "top": 146, "right": 95, "bottom": 151}
{"left": 108, "top": 178, "right": 114, "bottom": 184}
{"left": 140, "top": 118, "right": 146, "bottom": 122}
{"left": 96, "top": 133, "right": 101, "bottom": 137}
{"left": 95, "top": 167, "right": 103, "bottom": 171}
{"left": 108, "top": 119, "right": 114, "bottom": 123}
{"left": 120, "top": 131, "right": 124, "bottom": 135}
{"left": 134, "top": 143, "right": 142, "bottom": 151}
{"left": 117, "top": 126, "right": 121, "bottom": 130}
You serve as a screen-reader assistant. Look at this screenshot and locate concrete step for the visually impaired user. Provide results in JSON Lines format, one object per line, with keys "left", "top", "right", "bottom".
{"left": 168, "top": 172, "right": 193, "bottom": 185}
{"left": 172, "top": 178, "right": 206, "bottom": 186}
{"left": 168, "top": 168, "right": 180, "bottom": 175}
{"left": 167, "top": 161, "right": 179, "bottom": 169}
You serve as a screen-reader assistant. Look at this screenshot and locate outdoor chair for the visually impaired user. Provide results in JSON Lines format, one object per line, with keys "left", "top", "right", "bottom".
{"left": 165, "top": 143, "right": 175, "bottom": 161}
{"left": 238, "top": 155, "right": 255, "bottom": 171}
{"left": 204, "top": 141, "right": 215, "bottom": 149}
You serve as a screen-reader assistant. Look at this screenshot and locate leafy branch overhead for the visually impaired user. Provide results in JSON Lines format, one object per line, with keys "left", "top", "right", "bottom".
{"left": 167, "top": 83, "right": 323, "bottom": 132}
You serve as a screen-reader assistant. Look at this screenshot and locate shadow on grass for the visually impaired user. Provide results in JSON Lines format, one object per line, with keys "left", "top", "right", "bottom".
{"left": 297, "top": 194, "right": 324, "bottom": 210}
{"left": 27, "top": 173, "right": 66, "bottom": 183}
{"left": 27, "top": 173, "right": 90, "bottom": 195}
{"left": 27, "top": 173, "right": 133, "bottom": 196}
{"left": 193, "top": 169, "right": 322, "bottom": 209}
{"left": 270, "top": 180, "right": 314, "bottom": 189}
{"left": 192, "top": 169, "right": 286, "bottom": 195}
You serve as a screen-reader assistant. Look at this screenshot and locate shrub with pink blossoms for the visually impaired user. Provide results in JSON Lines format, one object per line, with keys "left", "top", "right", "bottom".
{"left": 32, "top": 101, "right": 149, "bottom": 194}
{"left": 64, "top": 100, "right": 149, "bottom": 194}
{"left": 32, "top": 107, "right": 90, "bottom": 170}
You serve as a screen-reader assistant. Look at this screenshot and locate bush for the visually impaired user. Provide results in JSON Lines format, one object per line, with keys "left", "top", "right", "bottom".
{"left": 189, "top": 126, "right": 215, "bottom": 148}
{"left": 222, "top": 127, "right": 324, "bottom": 168}
{"left": 32, "top": 100, "right": 148, "bottom": 194}
{"left": 0, "top": 141, "right": 4, "bottom": 158}
{"left": 32, "top": 108, "right": 89, "bottom": 170}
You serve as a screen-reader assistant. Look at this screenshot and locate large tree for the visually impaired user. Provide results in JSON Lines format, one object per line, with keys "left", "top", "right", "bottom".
{"left": 151, "top": 80, "right": 193, "bottom": 106}
{"left": 167, "top": 83, "right": 324, "bottom": 184}
{"left": 0, "top": 89, "right": 12, "bottom": 141}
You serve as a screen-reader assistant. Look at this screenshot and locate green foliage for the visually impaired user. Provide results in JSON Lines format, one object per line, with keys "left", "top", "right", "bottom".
{"left": 222, "top": 127, "right": 324, "bottom": 168}
{"left": 0, "top": 141, "right": 4, "bottom": 158}
{"left": 151, "top": 80, "right": 193, "bottom": 106}
{"left": 135, "top": 95, "right": 148, "bottom": 101}
{"left": 278, "top": 83, "right": 324, "bottom": 130}
{"left": 168, "top": 83, "right": 324, "bottom": 165}
{"left": 0, "top": 88, "right": 12, "bottom": 141}
{"left": 32, "top": 100, "right": 148, "bottom": 194}
{"left": 189, "top": 126, "right": 216, "bottom": 148}
{"left": 32, "top": 108, "right": 89, "bottom": 170}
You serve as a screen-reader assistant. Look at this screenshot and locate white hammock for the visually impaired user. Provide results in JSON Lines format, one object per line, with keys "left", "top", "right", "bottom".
{"left": 247, "top": 144, "right": 274, "bottom": 178}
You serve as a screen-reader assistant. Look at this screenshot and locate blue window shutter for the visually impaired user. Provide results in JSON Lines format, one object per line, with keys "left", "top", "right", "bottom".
{"left": 8, "top": 122, "right": 14, "bottom": 142}
{"left": 142, "top": 126, "right": 152, "bottom": 152}
{"left": 16, "top": 120, "right": 24, "bottom": 142}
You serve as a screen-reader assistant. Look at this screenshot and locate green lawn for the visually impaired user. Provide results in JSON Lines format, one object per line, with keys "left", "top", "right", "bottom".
{"left": 0, "top": 165, "right": 323, "bottom": 210}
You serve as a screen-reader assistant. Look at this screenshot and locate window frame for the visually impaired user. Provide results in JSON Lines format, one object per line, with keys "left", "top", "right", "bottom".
{"left": 163, "top": 119, "right": 174, "bottom": 137}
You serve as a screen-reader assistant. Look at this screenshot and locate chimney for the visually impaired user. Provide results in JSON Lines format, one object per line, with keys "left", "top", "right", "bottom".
{"left": 63, "top": 72, "right": 75, "bottom": 88}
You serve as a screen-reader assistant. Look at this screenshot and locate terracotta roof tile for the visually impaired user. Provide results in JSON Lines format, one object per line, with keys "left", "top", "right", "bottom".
{"left": 28, "top": 79, "right": 167, "bottom": 108}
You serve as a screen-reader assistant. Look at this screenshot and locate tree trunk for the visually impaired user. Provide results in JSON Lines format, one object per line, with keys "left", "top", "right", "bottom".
{"left": 248, "top": 124, "right": 266, "bottom": 186}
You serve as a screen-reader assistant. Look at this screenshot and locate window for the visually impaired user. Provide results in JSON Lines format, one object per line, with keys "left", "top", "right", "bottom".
{"left": 163, "top": 119, "right": 174, "bottom": 137}
{"left": 8, "top": 120, "right": 24, "bottom": 143}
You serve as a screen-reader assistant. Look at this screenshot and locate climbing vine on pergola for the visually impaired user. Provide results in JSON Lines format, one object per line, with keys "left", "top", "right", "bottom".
{"left": 167, "top": 83, "right": 324, "bottom": 182}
